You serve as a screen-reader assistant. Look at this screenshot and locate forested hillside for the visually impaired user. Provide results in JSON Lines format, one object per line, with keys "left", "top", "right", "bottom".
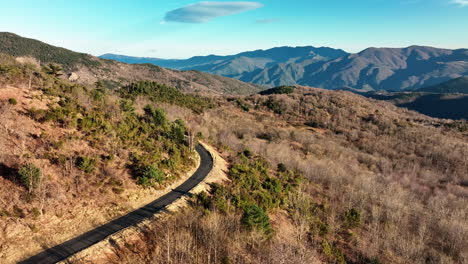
{"left": 104, "top": 85, "right": 468, "bottom": 263}
{"left": 0, "top": 55, "right": 210, "bottom": 262}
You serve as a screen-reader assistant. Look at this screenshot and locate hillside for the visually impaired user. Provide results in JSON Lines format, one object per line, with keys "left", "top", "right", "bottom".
{"left": 0, "top": 32, "right": 262, "bottom": 95}
{"left": 0, "top": 32, "right": 100, "bottom": 70}
{"left": 105, "top": 45, "right": 468, "bottom": 91}
{"left": 0, "top": 58, "right": 214, "bottom": 262}
{"left": 1, "top": 50, "right": 467, "bottom": 263}
{"left": 417, "top": 76, "right": 468, "bottom": 93}
{"left": 101, "top": 46, "right": 348, "bottom": 80}
{"left": 107, "top": 85, "right": 468, "bottom": 264}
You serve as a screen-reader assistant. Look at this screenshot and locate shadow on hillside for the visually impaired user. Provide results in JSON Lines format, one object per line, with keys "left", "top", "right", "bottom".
{"left": 0, "top": 163, "right": 18, "bottom": 183}
{"left": 397, "top": 94, "right": 468, "bottom": 120}
{"left": 362, "top": 92, "right": 468, "bottom": 120}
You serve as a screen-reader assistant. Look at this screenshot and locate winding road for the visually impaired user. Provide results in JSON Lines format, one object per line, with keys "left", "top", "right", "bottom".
{"left": 19, "top": 144, "right": 213, "bottom": 264}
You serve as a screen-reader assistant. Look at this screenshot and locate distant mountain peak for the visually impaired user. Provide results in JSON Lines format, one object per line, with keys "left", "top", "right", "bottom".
{"left": 100, "top": 44, "right": 467, "bottom": 92}
{"left": 100, "top": 46, "right": 349, "bottom": 82}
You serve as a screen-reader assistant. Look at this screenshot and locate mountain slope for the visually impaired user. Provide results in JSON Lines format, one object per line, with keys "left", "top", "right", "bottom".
{"left": 298, "top": 46, "right": 468, "bottom": 91}
{"left": 101, "top": 46, "right": 349, "bottom": 80}
{"left": 104, "top": 45, "right": 468, "bottom": 91}
{"left": 0, "top": 32, "right": 100, "bottom": 69}
{"left": 0, "top": 32, "right": 262, "bottom": 95}
{"left": 416, "top": 76, "right": 468, "bottom": 94}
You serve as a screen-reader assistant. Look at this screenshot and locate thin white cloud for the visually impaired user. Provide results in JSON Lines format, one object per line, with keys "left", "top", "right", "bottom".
{"left": 452, "top": 0, "right": 468, "bottom": 6}
{"left": 164, "top": 1, "right": 263, "bottom": 23}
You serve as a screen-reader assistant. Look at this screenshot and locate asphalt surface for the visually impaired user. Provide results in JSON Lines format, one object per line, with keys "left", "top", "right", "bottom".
{"left": 19, "top": 144, "right": 213, "bottom": 264}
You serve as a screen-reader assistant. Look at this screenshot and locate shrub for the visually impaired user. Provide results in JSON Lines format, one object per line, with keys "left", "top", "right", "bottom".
{"left": 18, "top": 163, "right": 41, "bottom": 193}
{"left": 344, "top": 208, "right": 361, "bottom": 228}
{"left": 8, "top": 98, "right": 17, "bottom": 105}
{"left": 256, "top": 132, "right": 276, "bottom": 142}
{"left": 0, "top": 208, "right": 10, "bottom": 217}
{"left": 31, "top": 207, "right": 41, "bottom": 218}
{"left": 236, "top": 99, "right": 250, "bottom": 112}
{"left": 242, "top": 149, "right": 253, "bottom": 158}
{"left": 43, "top": 63, "right": 63, "bottom": 77}
{"left": 168, "top": 119, "right": 186, "bottom": 144}
{"left": 316, "top": 220, "right": 330, "bottom": 236}
{"left": 144, "top": 105, "right": 167, "bottom": 126}
{"left": 75, "top": 156, "right": 96, "bottom": 173}
{"left": 321, "top": 239, "right": 333, "bottom": 258}
{"left": 136, "top": 165, "right": 165, "bottom": 187}
{"left": 241, "top": 204, "right": 272, "bottom": 234}
{"left": 121, "top": 81, "right": 212, "bottom": 113}
{"left": 263, "top": 177, "right": 282, "bottom": 194}
{"left": 207, "top": 183, "right": 230, "bottom": 212}
{"left": 259, "top": 86, "right": 296, "bottom": 95}
{"left": 12, "top": 205, "right": 26, "bottom": 218}
{"left": 305, "top": 121, "right": 325, "bottom": 128}
{"left": 264, "top": 98, "right": 285, "bottom": 114}
{"left": 91, "top": 87, "right": 105, "bottom": 102}
{"left": 120, "top": 99, "right": 135, "bottom": 113}
{"left": 196, "top": 191, "right": 212, "bottom": 209}
{"left": 277, "top": 163, "right": 287, "bottom": 173}
{"left": 112, "top": 187, "right": 124, "bottom": 195}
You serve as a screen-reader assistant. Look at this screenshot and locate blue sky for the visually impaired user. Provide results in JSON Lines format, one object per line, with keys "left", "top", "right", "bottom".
{"left": 0, "top": 0, "right": 467, "bottom": 58}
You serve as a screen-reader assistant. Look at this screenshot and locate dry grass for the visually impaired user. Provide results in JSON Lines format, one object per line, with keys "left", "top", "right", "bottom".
{"left": 175, "top": 86, "right": 467, "bottom": 263}
{"left": 0, "top": 83, "right": 198, "bottom": 263}
{"left": 101, "top": 209, "right": 322, "bottom": 264}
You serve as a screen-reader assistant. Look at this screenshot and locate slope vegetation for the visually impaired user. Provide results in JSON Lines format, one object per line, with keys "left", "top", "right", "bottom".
{"left": 0, "top": 58, "right": 210, "bottom": 263}
{"left": 102, "top": 86, "right": 467, "bottom": 264}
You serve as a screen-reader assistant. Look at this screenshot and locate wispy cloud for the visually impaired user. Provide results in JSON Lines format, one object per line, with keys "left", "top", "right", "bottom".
{"left": 451, "top": 0, "right": 468, "bottom": 6}
{"left": 164, "top": 1, "right": 263, "bottom": 23}
{"left": 255, "top": 18, "right": 279, "bottom": 24}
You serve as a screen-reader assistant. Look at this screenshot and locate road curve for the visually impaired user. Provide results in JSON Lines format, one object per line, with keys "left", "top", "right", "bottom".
{"left": 19, "top": 144, "right": 213, "bottom": 264}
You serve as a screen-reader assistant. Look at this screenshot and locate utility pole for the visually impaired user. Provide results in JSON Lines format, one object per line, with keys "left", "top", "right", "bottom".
{"left": 28, "top": 71, "right": 33, "bottom": 90}
{"left": 188, "top": 130, "right": 195, "bottom": 152}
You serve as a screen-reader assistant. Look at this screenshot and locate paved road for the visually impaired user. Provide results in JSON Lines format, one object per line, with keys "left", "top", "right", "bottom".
{"left": 19, "top": 144, "right": 213, "bottom": 264}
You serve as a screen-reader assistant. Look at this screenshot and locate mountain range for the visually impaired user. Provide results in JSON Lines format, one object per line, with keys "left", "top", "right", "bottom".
{"left": 101, "top": 47, "right": 347, "bottom": 77}
{"left": 1, "top": 31, "right": 467, "bottom": 116}
{"left": 102, "top": 46, "right": 468, "bottom": 91}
